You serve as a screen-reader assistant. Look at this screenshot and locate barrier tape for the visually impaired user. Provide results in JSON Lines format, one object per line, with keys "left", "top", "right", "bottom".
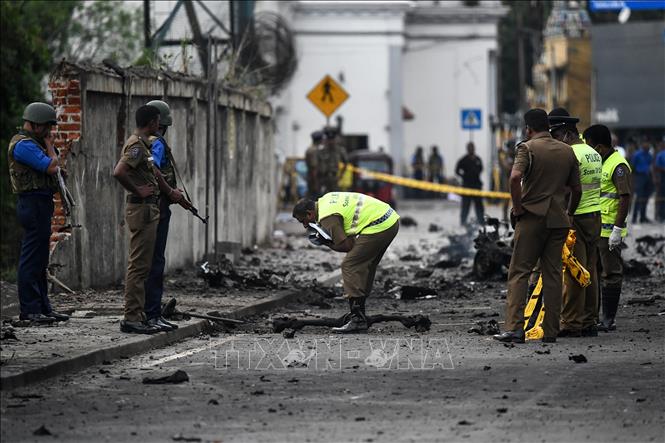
{"left": 344, "top": 163, "right": 511, "bottom": 199}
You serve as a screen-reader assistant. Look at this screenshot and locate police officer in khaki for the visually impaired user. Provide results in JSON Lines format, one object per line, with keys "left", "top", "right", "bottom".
{"left": 582, "top": 124, "right": 632, "bottom": 332}
{"left": 548, "top": 108, "right": 602, "bottom": 337}
{"left": 292, "top": 192, "right": 400, "bottom": 333}
{"left": 8, "top": 103, "right": 70, "bottom": 324}
{"left": 113, "top": 105, "right": 189, "bottom": 334}
{"left": 494, "top": 109, "right": 582, "bottom": 344}
{"left": 144, "top": 100, "right": 191, "bottom": 332}
{"left": 318, "top": 126, "right": 348, "bottom": 194}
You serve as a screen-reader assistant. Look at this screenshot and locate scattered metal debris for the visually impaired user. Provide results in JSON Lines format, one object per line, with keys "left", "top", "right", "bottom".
{"left": 635, "top": 235, "right": 665, "bottom": 257}
{"left": 473, "top": 217, "right": 512, "bottom": 279}
{"left": 161, "top": 298, "right": 244, "bottom": 325}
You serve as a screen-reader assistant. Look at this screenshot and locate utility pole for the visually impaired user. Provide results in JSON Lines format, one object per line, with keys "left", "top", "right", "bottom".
{"left": 143, "top": 0, "right": 151, "bottom": 49}
{"left": 516, "top": 8, "right": 526, "bottom": 113}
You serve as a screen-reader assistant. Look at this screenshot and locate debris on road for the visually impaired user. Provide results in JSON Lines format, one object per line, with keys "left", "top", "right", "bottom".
{"left": 569, "top": 354, "right": 588, "bottom": 364}
{"left": 171, "top": 434, "right": 202, "bottom": 442}
{"left": 400, "top": 216, "right": 418, "bottom": 227}
{"left": 467, "top": 320, "right": 500, "bottom": 335}
{"left": 142, "top": 370, "right": 190, "bottom": 385}
{"left": 623, "top": 259, "right": 651, "bottom": 277}
{"left": 272, "top": 313, "right": 431, "bottom": 333}
{"left": 398, "top": 285, "right": 438, "bottom": 300}
{"left": 635, "top": 235, "right": 665, "bottom": 257}
{"left": 33, "top": 425, "right": 52, "bottom": 436}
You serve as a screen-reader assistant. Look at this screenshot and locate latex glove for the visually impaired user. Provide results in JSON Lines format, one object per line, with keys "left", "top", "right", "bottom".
{"left": 608, "top": 225, "right": 623, "bottom": 251}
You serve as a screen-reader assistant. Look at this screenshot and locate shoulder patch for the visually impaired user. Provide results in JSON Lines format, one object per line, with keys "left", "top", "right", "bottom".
{"left": 129, "top": 146, "right": 141, "bottom": 159}
{"left": 615, "top": 166, "right": 625, "bottom": 177}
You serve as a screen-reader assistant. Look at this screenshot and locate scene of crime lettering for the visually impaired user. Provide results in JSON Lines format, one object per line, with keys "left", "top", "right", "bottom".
{"left": 1, "top": 1, "right": 664, "bottom": 442}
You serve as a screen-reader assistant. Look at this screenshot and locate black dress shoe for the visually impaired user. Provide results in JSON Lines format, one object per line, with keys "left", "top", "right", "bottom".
{"left": 120, "top": 320, "right": 160, "bottom": 334}
{"left": 158, "top": 317, "right": 178, "bottom": 330}
{"left": 45, "top": 311, "right": 70, "bottom": 322}
{"left": 19, "top": 313, "right": 55, "bottom": 325}
{"left": 581, "top": 325, "right": 598, "bottom": 337}
{"left": 542, "top": 336, "right": 556, "bottom": 343}
{"left": 493, "top": 331, "right": 525, "bottom": 343}
{"left": 146, "top": 317, "right": 174, "bottom": 332}
{"left": 557, "top": 329, "right": 581, "bottom": 337}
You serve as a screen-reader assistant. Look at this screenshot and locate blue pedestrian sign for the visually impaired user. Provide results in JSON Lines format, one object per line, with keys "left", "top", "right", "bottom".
{"left": 461, "top": 109, "right": 482, "bottom": 130}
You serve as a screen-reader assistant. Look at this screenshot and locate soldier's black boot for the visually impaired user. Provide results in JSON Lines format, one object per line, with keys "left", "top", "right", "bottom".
{"left": 598, "top": 286, "right": 620, "bottom": 332}
{"left": 332, "top": 297, "right": 368, "bottom": 334}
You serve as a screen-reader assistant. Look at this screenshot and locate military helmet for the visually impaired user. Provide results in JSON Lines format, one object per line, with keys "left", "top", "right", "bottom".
{"left": 146, "top": 100, "right": 172, "bottom": 126}
{"left": 22, "top": 102, "right": 57, "bottom": 125}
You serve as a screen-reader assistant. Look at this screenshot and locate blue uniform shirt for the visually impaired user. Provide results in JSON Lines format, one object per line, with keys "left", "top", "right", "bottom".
{"left": 631, "top": 149, "right": 652, "bottom": 175}
{"left": 13, "top": 139, "right": 52, "bottom": 172}
{"left": 655, "top": 150, "right": 665, "bottom": 169}
{"left": 151, "top": 137, "right": 167, "bottom": 170}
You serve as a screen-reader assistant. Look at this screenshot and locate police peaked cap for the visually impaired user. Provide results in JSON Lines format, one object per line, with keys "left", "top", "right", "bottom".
{"left": 311, "top": 130, "right": 323, "bottom": 142}
{"left": 548, "top": 107, "right": 579, "bottom": 130}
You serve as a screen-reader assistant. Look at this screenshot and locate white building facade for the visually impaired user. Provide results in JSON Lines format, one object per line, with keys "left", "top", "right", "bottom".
{"left": 271, "top": 0, "right": 506, "bottom": 184}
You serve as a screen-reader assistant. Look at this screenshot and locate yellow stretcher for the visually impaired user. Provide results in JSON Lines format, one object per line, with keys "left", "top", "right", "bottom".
{"left": 523, "top": 230, "right": 591, "bottom": 340}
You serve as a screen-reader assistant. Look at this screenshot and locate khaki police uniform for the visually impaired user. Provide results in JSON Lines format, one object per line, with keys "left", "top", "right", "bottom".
{"left": 317, "top": 192, "right": 399, "bottom": 300}
{"left": 120, "top": 133, "right": 160, "bottom": 322}
{"left": 561, "top": 142, "right": 602, "bottom": 332}
{"left": 505, "top": 132, "right": 581, "bottom": 338}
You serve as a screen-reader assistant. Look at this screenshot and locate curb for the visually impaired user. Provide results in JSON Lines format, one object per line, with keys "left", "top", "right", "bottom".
{"left": 0, "top": 271, "right": 342, "bottom": 391}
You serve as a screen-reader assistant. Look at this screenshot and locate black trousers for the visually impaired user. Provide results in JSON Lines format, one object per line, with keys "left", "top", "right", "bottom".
{"left": 17, "top": 193, "right": 54, "bottom": 316}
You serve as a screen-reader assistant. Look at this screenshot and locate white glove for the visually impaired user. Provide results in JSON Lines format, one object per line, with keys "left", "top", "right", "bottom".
{"left": 608, "top": 225, "right": 623, "bottom": 251}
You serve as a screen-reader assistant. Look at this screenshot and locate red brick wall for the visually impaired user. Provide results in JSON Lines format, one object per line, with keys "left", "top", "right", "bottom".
{"left": 48, "top": 78, "right": 82, "bottom": 252}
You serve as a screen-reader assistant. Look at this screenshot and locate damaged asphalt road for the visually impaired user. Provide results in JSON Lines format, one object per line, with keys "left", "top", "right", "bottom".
{"left": 1, "top": 202, "right": 663, "bottom": 442}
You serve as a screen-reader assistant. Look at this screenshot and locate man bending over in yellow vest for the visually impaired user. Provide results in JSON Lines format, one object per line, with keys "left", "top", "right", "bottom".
{"left": 293, "top": 192, "right": 400, "bottom": 333}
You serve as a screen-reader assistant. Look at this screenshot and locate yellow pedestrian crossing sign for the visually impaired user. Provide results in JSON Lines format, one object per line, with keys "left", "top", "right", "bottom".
{"left": 307, "top": 75, "right": 349, "bottom": 118}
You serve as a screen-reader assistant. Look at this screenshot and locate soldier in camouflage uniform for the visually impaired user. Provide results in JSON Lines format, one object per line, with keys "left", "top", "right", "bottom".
{"left": 7, "top": 103, "right": 70, "bottom": 324}
{"left": 318, "top": 126, "right": 348, "bottom": 194}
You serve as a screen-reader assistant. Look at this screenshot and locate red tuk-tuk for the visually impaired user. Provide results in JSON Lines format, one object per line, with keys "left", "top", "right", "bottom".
{"left": 348, "top": 150, "right": 396, "bottom": 208}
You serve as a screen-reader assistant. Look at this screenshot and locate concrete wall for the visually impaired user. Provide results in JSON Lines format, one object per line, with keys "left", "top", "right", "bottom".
{"left": 49, "top": 62, "right": 275, "bottom": 289}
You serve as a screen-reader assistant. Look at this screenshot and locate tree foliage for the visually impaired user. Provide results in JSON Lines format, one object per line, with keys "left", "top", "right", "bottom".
{"left": 64, "top": 1, "right": 143, "bottom": 64}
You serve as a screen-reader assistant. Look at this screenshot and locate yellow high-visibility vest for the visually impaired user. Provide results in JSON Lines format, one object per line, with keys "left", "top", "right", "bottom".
{"left": 600, "top": 151, "right": 631, "bottom": 238}
{"left": 571, "top": 142, "right": 602, "bottom": 215}
{"left": 318, "top": 192, "right": 399, "bottom": 235}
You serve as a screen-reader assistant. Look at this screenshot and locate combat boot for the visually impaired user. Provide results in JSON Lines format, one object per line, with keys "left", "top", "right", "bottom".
{"left": 599, "top": 286, "right": 620, "bottom": 332}
{"left": 332, "top": 297, "right": 368, "bottom": 334}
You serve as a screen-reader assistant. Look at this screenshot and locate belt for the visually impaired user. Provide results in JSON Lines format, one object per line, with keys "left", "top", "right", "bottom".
{"left": 126, "top": 195, "right": 159, "bottom": 204}
{"left": 367, "top": 208, "right": 394, "bottom": 227}
{"left": 574, "top": 211, "right": 600, "bottom": 219}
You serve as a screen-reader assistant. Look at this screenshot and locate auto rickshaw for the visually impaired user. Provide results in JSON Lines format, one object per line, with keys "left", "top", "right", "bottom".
{"left": 348, "top": 150, "right": 395, "bottom": 207}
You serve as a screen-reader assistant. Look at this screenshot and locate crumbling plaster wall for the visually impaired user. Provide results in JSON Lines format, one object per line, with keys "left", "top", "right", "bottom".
{"left": 49, "top": 62, "right": 276, "bottom": 289}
